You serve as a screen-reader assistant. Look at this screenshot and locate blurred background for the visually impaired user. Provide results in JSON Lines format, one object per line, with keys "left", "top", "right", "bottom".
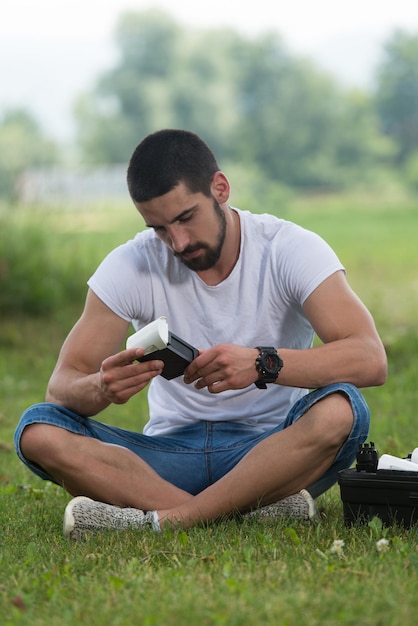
{"left": 1, "top": 0, "right": 418, "bottom": 474}
{"left": 2, "top": 0, "right": 418, "bottom": 202}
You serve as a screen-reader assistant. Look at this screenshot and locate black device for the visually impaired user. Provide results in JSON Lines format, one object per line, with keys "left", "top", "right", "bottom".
{"left": 338, "top": 442, "right": 418, "bottom": 528}
{"left": 254, "top": 346, "right": 283, "bottom": 389}
{"left": 139, "top": 332, "right": 199, "bottom": 380}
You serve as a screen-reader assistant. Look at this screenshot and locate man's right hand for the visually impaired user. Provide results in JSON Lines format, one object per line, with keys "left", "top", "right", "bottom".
{"left": 99, "top": 348, "right": 164, "bottom": 405}
{"left": 46, "top": 290, "right": 165, "bottom": 416}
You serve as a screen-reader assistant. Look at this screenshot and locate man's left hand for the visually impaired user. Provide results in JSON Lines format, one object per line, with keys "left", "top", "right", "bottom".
{"left": 183, "top": 344, "right": 259, "bottom": 393}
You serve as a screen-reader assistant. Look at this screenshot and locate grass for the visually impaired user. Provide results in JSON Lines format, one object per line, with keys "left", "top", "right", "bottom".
{"left": 1, "top": 193, "right": 418, "bottom": 624}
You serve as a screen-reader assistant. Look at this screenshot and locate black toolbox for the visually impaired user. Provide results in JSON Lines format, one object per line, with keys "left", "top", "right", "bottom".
{"left": 338, "top": 442, "right": 418, "bottom": 527}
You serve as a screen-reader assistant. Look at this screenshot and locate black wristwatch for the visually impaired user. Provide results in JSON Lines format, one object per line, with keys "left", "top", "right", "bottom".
{"left": 254, "top": 347, "right": 283, "bottom": 389}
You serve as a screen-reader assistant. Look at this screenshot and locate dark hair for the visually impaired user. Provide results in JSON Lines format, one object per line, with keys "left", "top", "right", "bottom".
{"left": 127, "top": 129, "right": 220, "bottom": 202}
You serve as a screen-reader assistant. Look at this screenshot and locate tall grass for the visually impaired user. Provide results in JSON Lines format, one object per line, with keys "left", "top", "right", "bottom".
{"left": 1, "top": 194, "right": 418, "bottom": 625}
{"left": 0, "top": 202, "right": 144, "bottom": 318}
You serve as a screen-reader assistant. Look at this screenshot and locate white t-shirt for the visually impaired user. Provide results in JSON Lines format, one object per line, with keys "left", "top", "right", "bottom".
{"left": 88, "top": 209, "right": 344, "bottom": 435}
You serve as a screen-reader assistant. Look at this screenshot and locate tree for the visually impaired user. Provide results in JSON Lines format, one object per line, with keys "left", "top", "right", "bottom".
{"left": 224, "top": 33, "right": 390, "bottom": 188}
{"left": 75, "top": 11, "right": 182, "bottom": 164}
{"left": 75, "top": 11, "right": 242, "bottom": 166}
{"left": 376, "top": 30, "right": 418, "bottom": 165}
{"left": 0, "top": 109, "right": 58, "bottom": 199}
{"left": 75, "top": 10, "right": 389, "bottom": 190}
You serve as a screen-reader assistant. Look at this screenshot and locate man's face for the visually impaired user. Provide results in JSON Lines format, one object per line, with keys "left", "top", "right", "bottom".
{"left": 136, "top": 182, "right": 227, "bottom": 272}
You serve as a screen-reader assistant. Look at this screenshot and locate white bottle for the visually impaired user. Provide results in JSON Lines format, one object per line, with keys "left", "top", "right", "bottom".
{"left": 411, "top": 448, "right": 418, "bottom": 465}
{"left": 377, "top": 453, "right": 418, "bottom": 472}
{"left": 126, "top": 317, "right": 169, "bottom": 354}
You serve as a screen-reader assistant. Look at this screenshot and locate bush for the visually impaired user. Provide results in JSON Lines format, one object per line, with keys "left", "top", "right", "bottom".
{"left": 403, "top": 150, "right": 418, "bottom": 191}
{"left": 0, "top": 212, "right": 88, "bottom": 316}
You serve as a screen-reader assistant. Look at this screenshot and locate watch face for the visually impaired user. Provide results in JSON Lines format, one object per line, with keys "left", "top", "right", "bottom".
{"left": 255, "top": 347, "right": 282, "bottom": 388}
{"left": 264, "top": 354, "right": 278, "bottom": 374}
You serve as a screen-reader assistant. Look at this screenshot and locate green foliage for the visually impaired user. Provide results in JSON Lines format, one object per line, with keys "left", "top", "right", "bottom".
{"left": 403, "top": 149, "right": 418, "bottom": 190}
{"left": 225, "top": 162, "right": 294, "bottom": 214}
{"left": 0, "top": 201, "right": 144, "bottom": 320}
{"left": 376, "top": 29, "right": 418, "bottom": 164}
{"left": 0, "top": 109, "right": 58, "bottom": 200}
{"left": 75, "top": 11, "right": 185, "bottom": 164}
{"left": 4, "top": 13, "right": 418, "bottom": 202}
{"left": 230, "top": 44, "right": 390, "bottom": 189}
{"left": 0, "top": 210, "right": 88, "bottom": 317}
{"left": 74, "top": 10, "right": 392, "bottom": 192}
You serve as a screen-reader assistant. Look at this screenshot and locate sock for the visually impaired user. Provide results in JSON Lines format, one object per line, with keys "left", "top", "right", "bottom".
{"left": 150, "top": 510, "right": 161, "bottom": 532}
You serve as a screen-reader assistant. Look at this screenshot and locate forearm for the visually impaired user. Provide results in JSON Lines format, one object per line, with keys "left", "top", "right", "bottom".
{"left": 277, "top": 335, "right": 387, "bottom": 390}
{"left": 46, "top": 368, "right": 111, "bottom": 417}
{"left": 46, "top": 348, "right": 163, "bottom": 416}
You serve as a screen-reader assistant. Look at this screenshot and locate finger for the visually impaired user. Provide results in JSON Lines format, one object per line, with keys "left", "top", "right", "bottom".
{"left": 184, "top": 350, "right": 211, "bottom": 380}
{"left": 101, "top": 361, "right": 163, "bottom": 403}
{"left": 205, "top": 380, "right": 229, "bottom": 394}
{"left": 193, "top": 369, "right": 224, "bottom": 389}
{"left": 101, "top": 356, "right": 163, "bottom": 388}
{"left": 101, "top": 348, "right": 145, "bottom": 372}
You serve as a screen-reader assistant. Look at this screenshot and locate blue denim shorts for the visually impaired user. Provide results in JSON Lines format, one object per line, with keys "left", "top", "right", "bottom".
{"left": 14, "top": 383, "right": 369, "bottom": 498}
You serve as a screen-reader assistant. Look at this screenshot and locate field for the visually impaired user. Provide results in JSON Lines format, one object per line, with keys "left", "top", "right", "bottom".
{"left": 1, "top": 191, "right": 418, "bottom": 625}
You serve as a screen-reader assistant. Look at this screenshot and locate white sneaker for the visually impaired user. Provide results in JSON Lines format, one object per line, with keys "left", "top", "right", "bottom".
{"left": 63, "top": 496, "right": 157, "bottom": 540}
{"left": 247, "top": 489, "right": 318, "bottom": 521}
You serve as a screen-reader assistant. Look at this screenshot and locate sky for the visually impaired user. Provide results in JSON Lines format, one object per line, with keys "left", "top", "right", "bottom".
{"left": 2, "top": 0, "right": 418, "bottom": 141}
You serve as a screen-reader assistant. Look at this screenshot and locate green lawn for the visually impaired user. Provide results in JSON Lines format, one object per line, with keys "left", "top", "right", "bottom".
{"left": 1, "top": 194, "right": 418, "bottom": 625}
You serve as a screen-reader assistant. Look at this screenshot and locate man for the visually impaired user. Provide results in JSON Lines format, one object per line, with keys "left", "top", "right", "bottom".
{"left": 15, "top": 129, "right": 387, "bottom": 539}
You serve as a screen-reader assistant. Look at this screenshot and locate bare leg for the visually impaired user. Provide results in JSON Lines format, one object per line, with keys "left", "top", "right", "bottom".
{"left": 20, "top": 424, "right": 192, "bottom": 510}
{"left": 157, "top": 393, "right": 354, "bottom": 528}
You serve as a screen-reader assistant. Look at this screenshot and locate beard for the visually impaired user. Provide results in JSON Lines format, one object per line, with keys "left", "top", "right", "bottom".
{"left": 174, "top": 200, "right": 227, "bottom": 271}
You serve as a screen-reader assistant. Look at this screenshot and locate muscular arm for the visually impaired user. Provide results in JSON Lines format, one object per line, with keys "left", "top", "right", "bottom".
{"left": 185, "top": 271, "right": 387, "bottom": 393}
{"left": 277, "top": 270, "right": 387, "bottom": 389}
{"left": 46, "top": 289, "right": 163, "bottom": 416}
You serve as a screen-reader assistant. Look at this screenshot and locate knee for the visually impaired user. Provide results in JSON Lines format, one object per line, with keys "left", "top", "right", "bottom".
{"left": 20, "top": 423, "right": 67, "bottom": 466}
{"left": 310, "top": 393, "right": 354, "bottom": 450}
